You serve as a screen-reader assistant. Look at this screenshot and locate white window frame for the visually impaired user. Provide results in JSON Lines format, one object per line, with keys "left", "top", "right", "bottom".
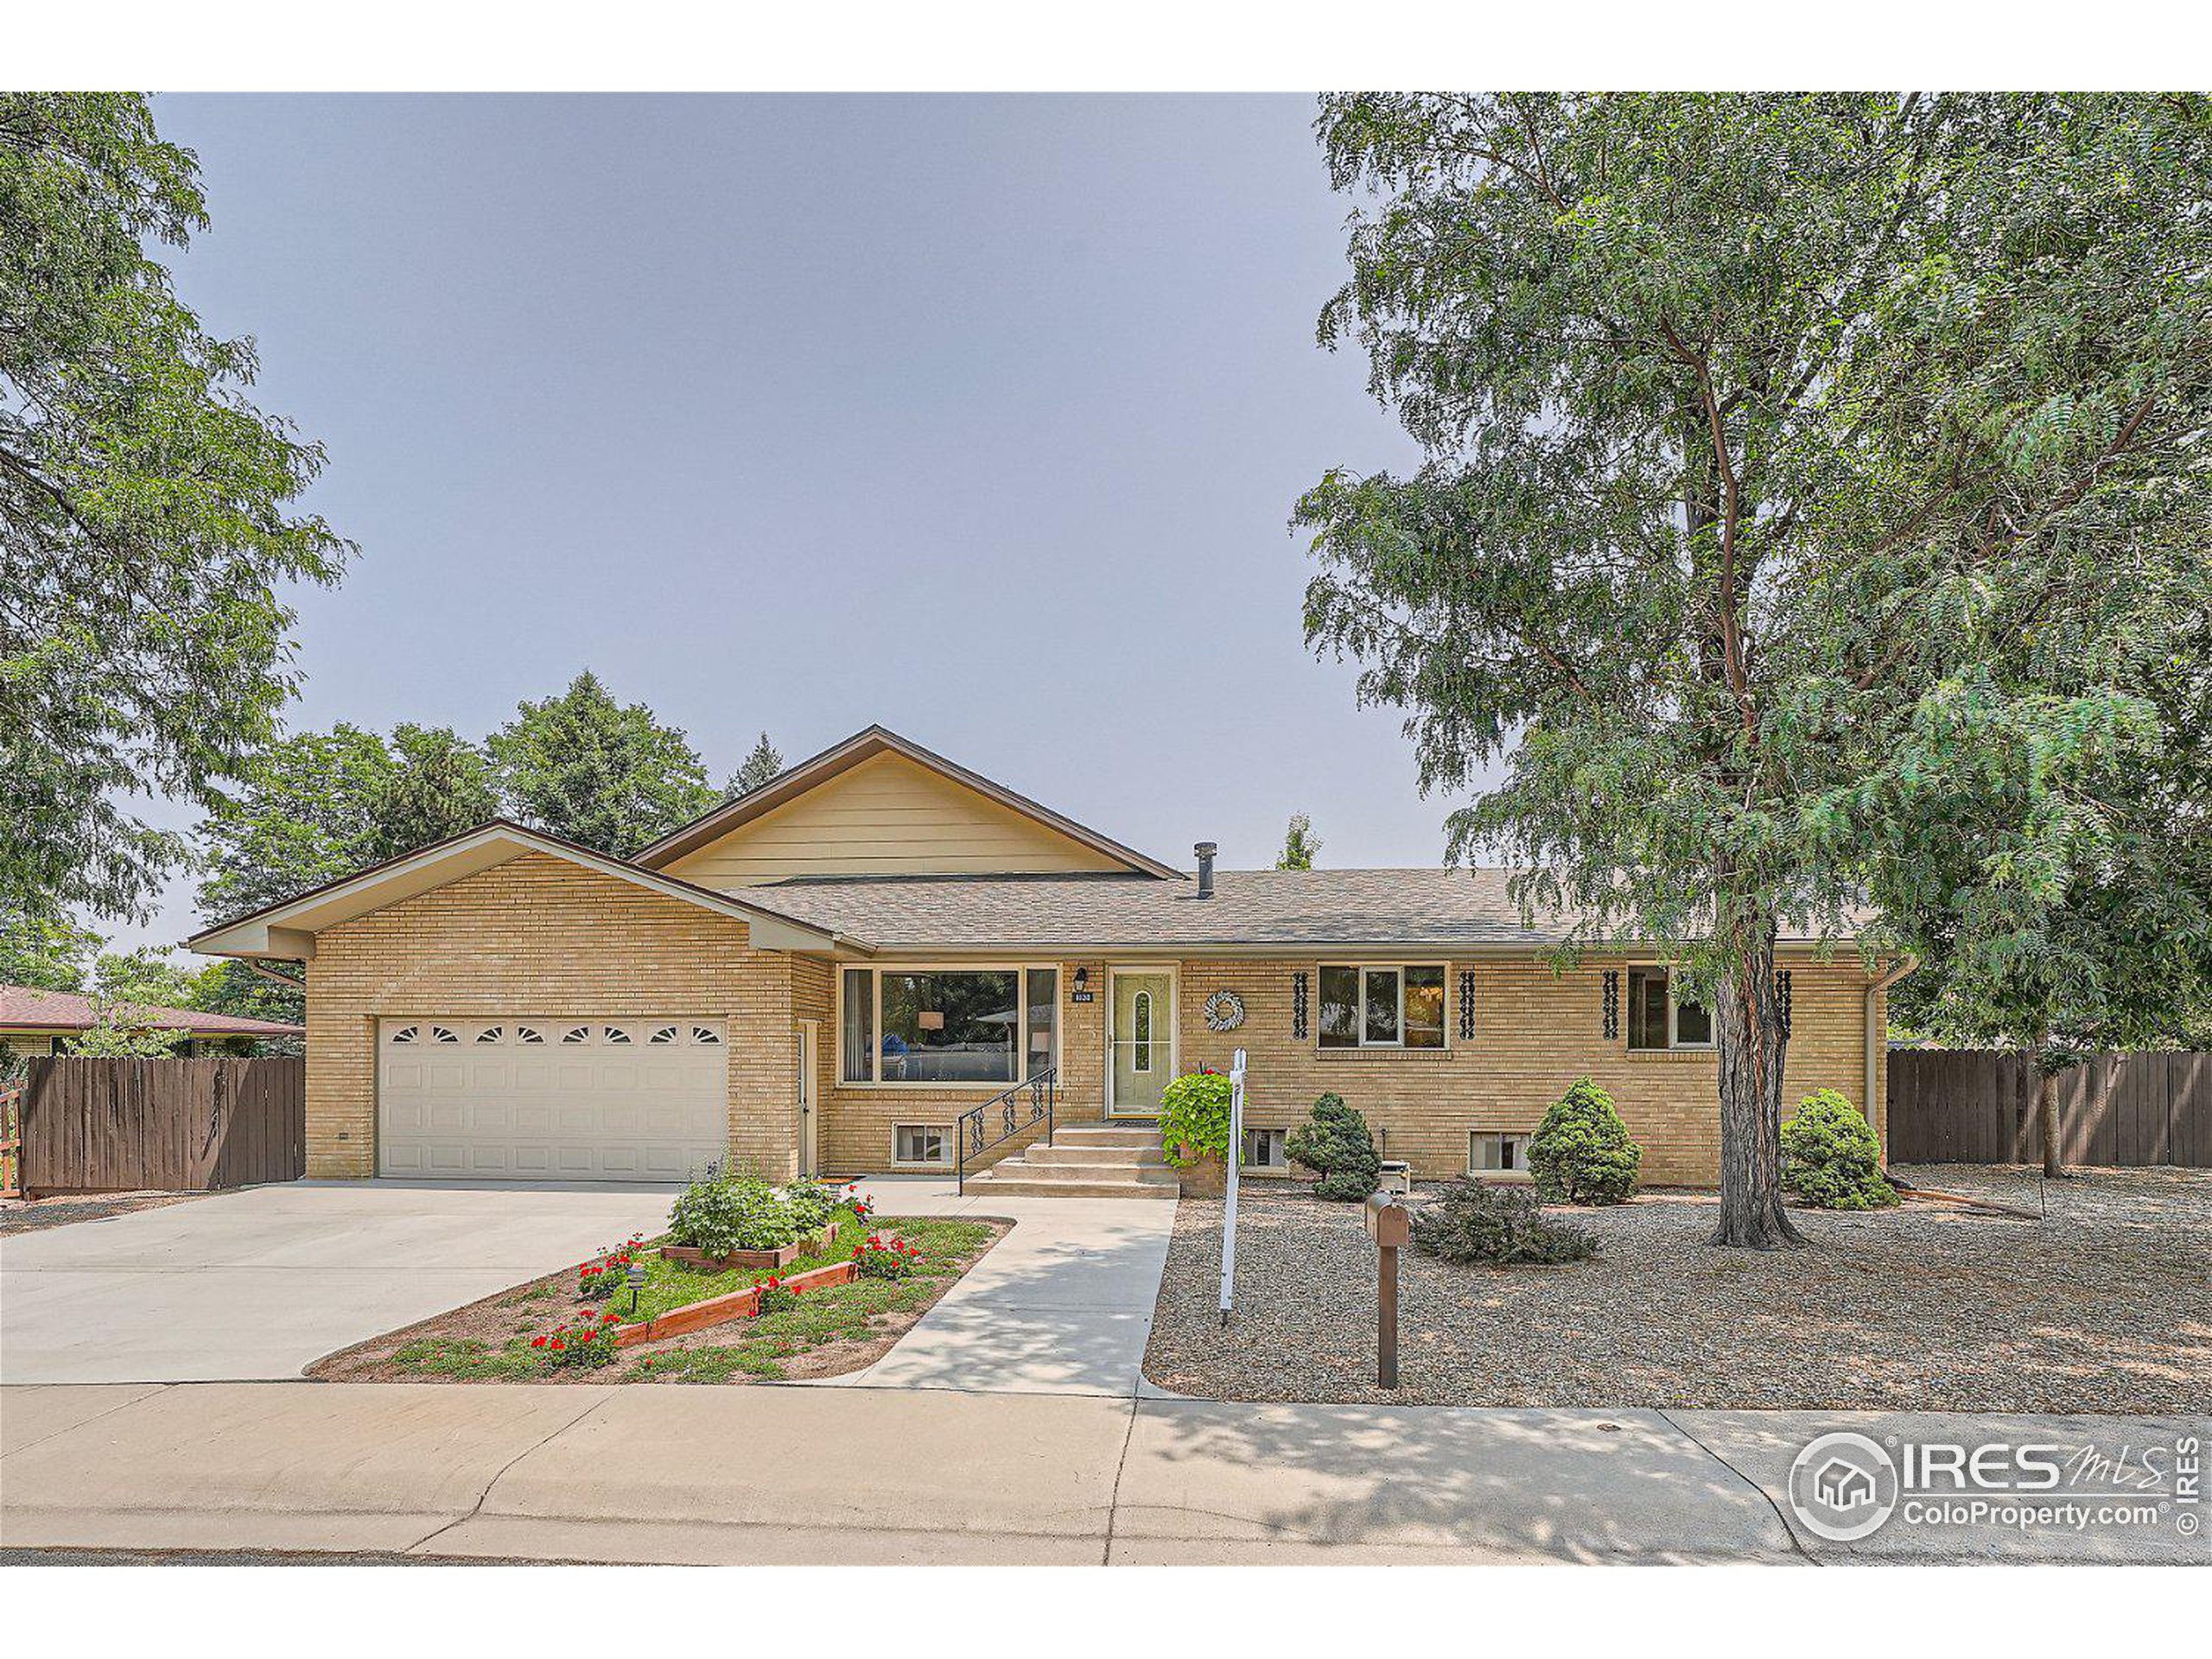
{"left": 892, "top": 1123, "right": 952, "bottom": 1167}
{"left": 1626, "top": 965, "right": 1716, "bottom": 1052}
{"left": 1469, "top": 1131, "right": 1532, "bottom": 1175}
{"left": 838, "top": 963, "right": 1057, "bottom": 1089}
{"left": 1317, "top": 963, "right": 1451, "bottom": 1052}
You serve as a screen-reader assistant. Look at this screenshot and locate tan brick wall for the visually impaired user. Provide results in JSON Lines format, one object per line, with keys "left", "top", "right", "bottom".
{"left": 303, "top": 853, "right": 798, "bottom": 1179}
{"left": 1174, "top": 955, "right": 1887, "bottom": 1188}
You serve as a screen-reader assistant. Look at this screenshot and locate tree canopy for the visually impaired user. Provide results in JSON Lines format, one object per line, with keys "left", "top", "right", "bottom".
{"left": 730, "top": 731, "right": 785, "bottom": 796}
{"left": 1299, "top": 93, "right": 2211, "bottom": 1243}
{"left": 488, "top": 671, "right": 721, "bottom": 855}
{"left": 1, "top": 93, "right": 353, "bottom": 923}
{"left": 1274, "top": 812, "right": 1321, "bottom": 870}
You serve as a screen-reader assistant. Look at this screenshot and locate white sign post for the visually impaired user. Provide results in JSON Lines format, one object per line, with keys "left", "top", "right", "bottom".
{"left": 1219, "top": 1046, "right": 1245, "bottom": 1325}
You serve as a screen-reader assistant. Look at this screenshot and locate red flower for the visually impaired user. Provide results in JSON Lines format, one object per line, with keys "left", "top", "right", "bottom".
{"left": 600, "top": 1311, "right": 618, "bottom": 1323}
{"left": 530, "top": 1336, "right": 546, "bottom": 1348}
{"left": 549, "top": 1338, "right": 565, "bottom": 1351}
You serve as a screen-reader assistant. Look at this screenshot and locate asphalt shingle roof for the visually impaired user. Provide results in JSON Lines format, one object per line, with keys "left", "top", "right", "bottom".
{"left": 741, "top": 868, "right": 1585, "bottom": 950}
{"left": 0, "top": 984, "right": 304, "bottom": 1036}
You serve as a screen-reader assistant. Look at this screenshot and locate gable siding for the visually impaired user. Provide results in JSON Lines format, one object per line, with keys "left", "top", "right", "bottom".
{"left": 664, "top": 753, "right": 1132, "bottom": 887}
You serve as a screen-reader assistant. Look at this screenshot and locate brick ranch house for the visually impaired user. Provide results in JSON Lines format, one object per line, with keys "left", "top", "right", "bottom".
{"left": 190, "top": 725, "right": 1904, "bottom": 1193}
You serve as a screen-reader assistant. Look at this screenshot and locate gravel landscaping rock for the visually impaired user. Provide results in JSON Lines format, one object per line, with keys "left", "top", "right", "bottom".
{"left": 0, "top": 1190, "right": 206, "bottom": 1236}
{"left": 1144, "top": 1167, "right": 2210, "bottom": 1414}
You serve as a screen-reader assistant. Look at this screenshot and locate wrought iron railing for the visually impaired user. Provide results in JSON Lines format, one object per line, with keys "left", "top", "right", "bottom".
{"left": 956, "top": 1066, "right": 1057, "bottom": 1196}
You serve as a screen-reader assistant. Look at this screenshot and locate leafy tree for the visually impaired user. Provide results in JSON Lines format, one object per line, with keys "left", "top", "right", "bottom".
{"left": 0, "top": 907, "right": 100, "bottom": 992}
{"left": 376, "top": 724, "right": 499, "bottom": 856}
{"left": 730, "top": 732, "right": 785, "bottom": 796}
{"left": 1, "top": 93, "right": 352, "bottom": 923}
{"left": 1299, "top": 93, "right": 2211, "bottom": 1245}
{"left": 1888, "top": 617, "right": 2212, "bottom": 1173}
{"left": 195, "top": 725, "right": 397, "bottom": 925}
{"left": 1274, "top": 812, "right": 1321, "bottom": 871}
{"left": 489, "top": 671, "right": 719, "bottom": 855}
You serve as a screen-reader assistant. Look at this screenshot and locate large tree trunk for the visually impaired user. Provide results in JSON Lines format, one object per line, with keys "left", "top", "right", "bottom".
{"left": 2037, "top": 1069, "right": 2065, "bottom": 1178}
{"left": 1709, "top": 918, "right": 1804, "bottom": 1249}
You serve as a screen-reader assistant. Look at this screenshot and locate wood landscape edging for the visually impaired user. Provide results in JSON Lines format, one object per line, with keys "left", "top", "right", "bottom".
{"left": 610, "top": 1258, "right": 858, "bottom": 1347}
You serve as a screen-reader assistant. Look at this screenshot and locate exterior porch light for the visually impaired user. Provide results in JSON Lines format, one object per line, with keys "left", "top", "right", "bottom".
{"left": 1071, "top": 967, "right": 1088, "bottom": 993}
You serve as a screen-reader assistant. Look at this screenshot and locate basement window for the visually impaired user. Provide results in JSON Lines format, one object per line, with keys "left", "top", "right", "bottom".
{"left": 893, "top": 1124, "right": 951, "bottom": 1166}
{"left": 1243, "top": 1128, "right": 1288, "bottom": 1171}
{"left": 1470, "top": 1132, "right": 1529, "bottom": 1174}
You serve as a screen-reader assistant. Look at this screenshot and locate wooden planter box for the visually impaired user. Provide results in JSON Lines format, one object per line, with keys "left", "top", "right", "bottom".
{"left": 657, "top": 1224, "right": 837, "bottom": 1273}
{"left": 611, "top": 1259, "right": 856, "bottom": 1347}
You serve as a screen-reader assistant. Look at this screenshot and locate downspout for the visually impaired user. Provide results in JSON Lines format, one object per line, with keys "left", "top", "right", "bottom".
{"left": 1865, "top": 955, "right": 1917, "bottom": 1135}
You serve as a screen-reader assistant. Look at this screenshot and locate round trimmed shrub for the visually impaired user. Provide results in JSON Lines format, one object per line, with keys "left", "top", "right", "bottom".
{"left": 1159, "top": 1070, "right": 1233, "bottom": 1168}
{"left": 1780, "top": 1090, "right": 1898, "bottom": 1210}
{"left": 1529, "top": 1077, "right": 1642, "bottom": 1205}
{"left": 1287, "top": 1091, "right": 1381, "bottom": 1201}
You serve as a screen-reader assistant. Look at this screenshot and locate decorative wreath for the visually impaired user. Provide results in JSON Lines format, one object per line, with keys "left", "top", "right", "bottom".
{"left": 1202, "top": 989, "right": 1246, "bottom": 1033}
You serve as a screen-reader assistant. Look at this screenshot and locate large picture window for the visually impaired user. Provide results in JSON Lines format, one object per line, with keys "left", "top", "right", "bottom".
{"left": 1317, "top": 964, "right": 1446, "bottom": 1050}
{"left": 840, "top": 967, "right": 1058, "bottom": 1085}
{"left": 1626, "top": 967, "right": 1714, "bottom": 1051}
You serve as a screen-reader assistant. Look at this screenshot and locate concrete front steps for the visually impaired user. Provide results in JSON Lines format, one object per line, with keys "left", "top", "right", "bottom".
{"left": 962, "top": 1121, "right": 1180, "bottom": 1200}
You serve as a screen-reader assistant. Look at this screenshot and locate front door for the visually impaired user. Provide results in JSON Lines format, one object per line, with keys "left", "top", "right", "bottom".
{"left": 1107, "top": 969, "right": 1174, "bottom": 1117}
{"left": 797, "top": 1020, "right": 818, "bottom": 1176}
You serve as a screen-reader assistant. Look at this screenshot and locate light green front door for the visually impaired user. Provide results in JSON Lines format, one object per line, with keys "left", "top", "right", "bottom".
{"left": 1108, "top": 969, "right": 1173, "bottom": 1116}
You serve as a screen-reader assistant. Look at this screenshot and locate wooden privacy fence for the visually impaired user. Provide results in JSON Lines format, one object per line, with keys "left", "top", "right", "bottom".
{"left": 2, "top": 1082, "right": 20, "bottom": 1198}
{"left": 1886, "top": 1048, "right": 2211, "bottom": 1167}
{"left": 18, "top": 1056, "right": 305, "bottom": 1197}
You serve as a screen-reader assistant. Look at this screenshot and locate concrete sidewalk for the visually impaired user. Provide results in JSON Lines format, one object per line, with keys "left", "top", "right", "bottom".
{"left": 4, "top": 1383, "right": 2200, "bottom": 1564}
{"left": 828, "top": 1178, "right": 1174, "bottom": 1395}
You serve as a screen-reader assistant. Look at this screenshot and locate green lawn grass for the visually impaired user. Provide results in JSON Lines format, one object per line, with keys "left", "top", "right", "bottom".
{"left": 389, "top": 1211, "right": 996, "bottom": 1383}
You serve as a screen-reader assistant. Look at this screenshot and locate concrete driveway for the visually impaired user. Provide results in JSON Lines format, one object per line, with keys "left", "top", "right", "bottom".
{"left": 0, "top": 1180, "right": 677, "bottom": 1384}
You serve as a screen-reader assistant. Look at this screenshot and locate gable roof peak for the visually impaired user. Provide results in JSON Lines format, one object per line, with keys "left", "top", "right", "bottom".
{"left": 630, "top": 724, "right": 1181, "bottom": 880}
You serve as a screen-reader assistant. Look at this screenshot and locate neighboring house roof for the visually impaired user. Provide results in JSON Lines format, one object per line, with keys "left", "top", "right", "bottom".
{"left": 187, "top": 819, "right": 854, "bottom": 961}
{"left": 734, "top": 868, "right": 1866, "bottom": 954}
{"left": 630, "top": 724, "right": 1184, "bottom": 880}
{"left": 0, "top": 985, "right": 304, "bottom": 1038}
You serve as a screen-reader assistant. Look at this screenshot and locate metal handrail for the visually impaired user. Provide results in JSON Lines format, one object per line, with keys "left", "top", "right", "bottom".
{"left": 956, "top": 1066, "right": 1057, "bottom": 1196}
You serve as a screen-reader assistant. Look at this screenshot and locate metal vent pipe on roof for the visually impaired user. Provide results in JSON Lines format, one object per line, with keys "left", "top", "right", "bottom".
{"left": 1195, "top": 842, "right": 1217, "bottom": 899}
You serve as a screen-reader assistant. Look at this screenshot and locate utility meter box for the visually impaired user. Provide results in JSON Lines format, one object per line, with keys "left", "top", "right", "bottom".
{"left": 1363, "top": 1191, "right": 1410, "bottom": 1249}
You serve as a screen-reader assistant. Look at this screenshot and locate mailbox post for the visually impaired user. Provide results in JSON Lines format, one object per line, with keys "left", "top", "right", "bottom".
{"left": 1363, "top": 1191, "right": 1409, "bottom": 1389}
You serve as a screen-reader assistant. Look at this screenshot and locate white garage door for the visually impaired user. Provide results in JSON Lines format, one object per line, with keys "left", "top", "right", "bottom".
{"left": 378, "top": 1018, "right": 728, "bottom": 1181}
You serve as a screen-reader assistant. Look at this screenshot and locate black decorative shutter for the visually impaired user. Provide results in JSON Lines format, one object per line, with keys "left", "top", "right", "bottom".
{"left": 1774, "top": 970, "right": 1793, "bottom": 1039}
{"left": 1602, "top": 970, "right": 1620, "bottom": 1039}
{"left": 1292, "top": 972, "right": 1309, "bottom": 1039}
{"left": 1457, "top": 969, "right": 1476, "bottom": 1041}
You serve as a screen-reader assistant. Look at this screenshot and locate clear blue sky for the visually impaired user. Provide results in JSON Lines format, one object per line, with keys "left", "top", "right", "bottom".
{"left": 130, "top": 93, "right": 1470, "bottom": 951}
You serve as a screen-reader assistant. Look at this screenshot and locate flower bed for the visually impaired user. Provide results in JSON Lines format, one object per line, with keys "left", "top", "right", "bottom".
{"left": 611, "top": 1257, "right": 855, "bottom": 1345}
{"left": 307, "top": 1206, "right": 1006, "bottom": 1385}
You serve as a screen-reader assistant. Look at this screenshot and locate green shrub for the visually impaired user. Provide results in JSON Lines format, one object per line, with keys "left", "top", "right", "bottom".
{"left": 531, "top": 1311, "right": 623, "bottom": 1368}
{"left": 1158, "top": 1070, "right": 1233, "bottom": 1168}
{"left": 666, "top": 1173, "right": 799, "bottom": 1255}
{"left": 1781, "top": 1090, "right": 1898, "bottom": 1210}
{"left": 782, "top": 1179, "right": 840, "bottom": 1234}
{"left": 1529, "top": 1077, "right": 1642, "bottom": 1205}
{"left": 1287, "top": 1091, "right": 1381, "bottom": 1201}
{"left": 1408, "top": 1179, "right": 1600, "bottom": 1267}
